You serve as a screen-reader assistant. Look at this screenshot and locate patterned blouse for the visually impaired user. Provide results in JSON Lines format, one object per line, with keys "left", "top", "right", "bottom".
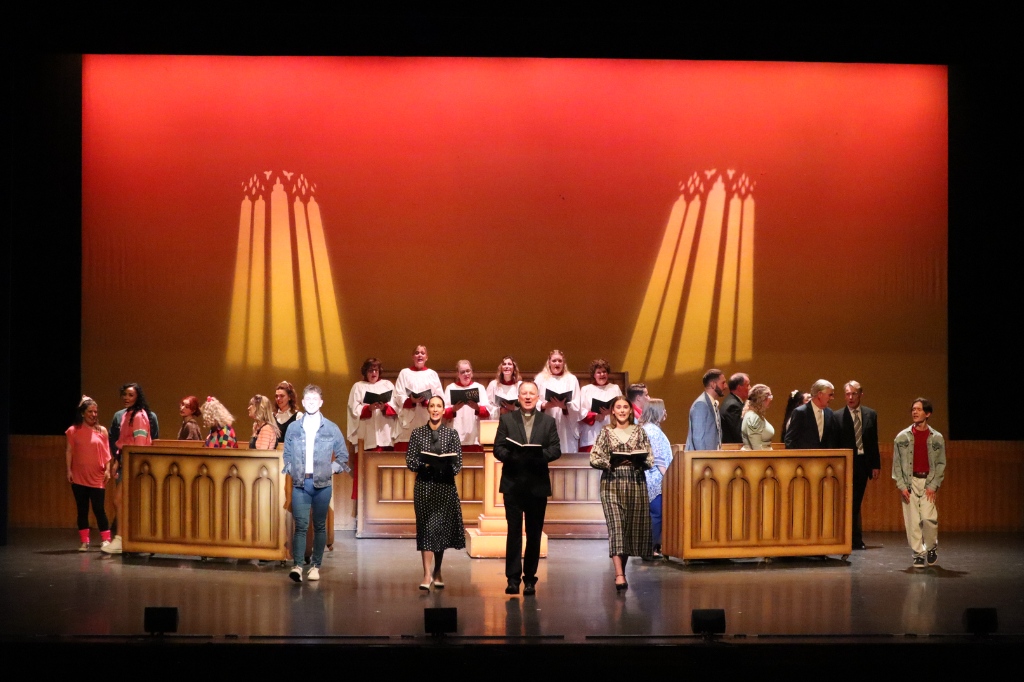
{"left": 642, "top": 423, "right": 674, "bottom": 501}
{"left": 205, "top": 424, "right": 238, "bottom": 448}
{"left": 589, "top": 425, "right": 653, "bottom": 471}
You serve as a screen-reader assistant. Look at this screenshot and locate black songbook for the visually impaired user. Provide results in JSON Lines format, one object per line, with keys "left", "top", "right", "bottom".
{"left": 450, "top": 387, "right": 480, "bottom": 404}
{"left": 506, "top": 438, "right": 543, "bottom": 456}
{"left": 406, "top": 389, "right": 432, "bottom": 403}
{"left": 499, "top": 397, "right": 521, "bottom": 410}
{"left": 611, "top": 450, "right": 649, "bottom": 468}
{"left": 589, "top": 397, "right": 614, "bottom": 414}
{"left": 420, "top": 452, "right": 459, "bottom": 464}
{"left": 545, "top": 389, "right": 573, "bottom": 404}
{"left": 363, "top": 389, "right": 392, "bottom": 405}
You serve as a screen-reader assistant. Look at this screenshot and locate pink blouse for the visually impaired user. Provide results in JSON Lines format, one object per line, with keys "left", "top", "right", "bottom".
{"left": 66, "top": 424, "right": 111, "bottom": 488}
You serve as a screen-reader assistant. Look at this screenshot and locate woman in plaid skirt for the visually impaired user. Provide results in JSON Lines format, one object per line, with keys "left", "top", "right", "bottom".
{"left": 590, "top": 396, "right": 654, "bottom": 591}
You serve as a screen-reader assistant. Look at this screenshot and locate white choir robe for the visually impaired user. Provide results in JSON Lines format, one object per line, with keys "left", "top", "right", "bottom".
{"left": 535, "top": 371, "right": 582, "bottom": 453}
{"left": 346, "top": 379, "right": 398, "bottom": 449}
{"left": 486, "top": 379, "right": 521, "bottom": 414}
{"left": 443, "top": 381, "right": 495, "bottom": 446}
{"left": 578, "top": 382, "right": 623, "bottom": 449}
{"left": 393, "top": 367, "right": 443, "bottom": 444}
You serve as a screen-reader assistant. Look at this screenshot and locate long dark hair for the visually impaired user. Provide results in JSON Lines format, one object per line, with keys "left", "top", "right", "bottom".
{"left": 121, "top": 382, "right": 151, "bottom": 424}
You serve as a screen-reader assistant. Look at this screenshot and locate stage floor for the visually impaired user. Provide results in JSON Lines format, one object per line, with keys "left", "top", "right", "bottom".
{"left": 2, "top": 529, "right": 1022, "bottom": 642}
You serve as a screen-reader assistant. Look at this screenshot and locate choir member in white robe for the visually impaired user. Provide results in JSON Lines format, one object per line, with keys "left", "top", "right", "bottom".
{"left": 578, "top": 358, "right": 623, "bottom": 452}
{"left": 535, "top": 349, "right": 582, "bottom": 453}
{"left": 347, "top": 357, "right": 399, "bottom": 450}
{"left": 443, "top": 360, "right": 495, "bottom": 449}
{"left": 486, "top": 355, "right": 522, "bottom": 416}
{"left": 393, "top": 345, "right": 444, "bottom": 450}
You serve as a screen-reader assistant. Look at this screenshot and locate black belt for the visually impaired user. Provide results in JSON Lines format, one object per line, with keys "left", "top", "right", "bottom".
{"left": 912, "top": 472, "right": 928, "bottom": 478}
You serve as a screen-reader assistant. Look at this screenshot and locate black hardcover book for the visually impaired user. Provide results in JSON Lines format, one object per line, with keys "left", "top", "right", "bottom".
{"left": 363, "top": 389, "right": 393, "bottom": 405}
{"left": 589, "top": 397, "right": 614, "bottom": 414}
{"left": 506, "top": 438, "right": 543, "bottom": 457}
{"left": 499, "top": 397, "right": 521, "bottom": 410}
{"left": 406, "top": 389, "right": 433, "bottom": 402}
{"left": 450, "top": 387, "right": 480, "bottom": 404}
{"left": 545, "top": 389, "right": 573, "bottom": 404}
{"left": 611, "top": 450, "right": 650, "bottom": 467}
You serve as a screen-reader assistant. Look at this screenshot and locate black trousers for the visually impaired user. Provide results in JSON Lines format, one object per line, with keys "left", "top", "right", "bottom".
{"left": 503, "top": 492, "right": 548, "bottom": 583}
{"left": 852, "top": 455, "right": 870, "bottom": 545}
{"left": 71, "top": 483, "right": 109, "bottom": 531}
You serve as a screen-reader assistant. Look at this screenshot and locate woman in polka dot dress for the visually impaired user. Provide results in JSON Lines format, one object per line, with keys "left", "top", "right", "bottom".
{"left": 406, "top": 396, "right": 466, "bottom": 590}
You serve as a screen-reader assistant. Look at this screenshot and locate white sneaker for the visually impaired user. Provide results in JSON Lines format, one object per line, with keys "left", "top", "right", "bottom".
{"left": 289, "top": 566, "right": 303, "bottom": 583}
{"left": 307, "top": 566, "right": 320, "bottom": 581}
{"left": 101, "top": 536, "right": 123, "bottom": 554}
{"left": 100, "top": 541, "right": 111, "bottom": 551}
{"left": 78, "top": 542, "right": 89, "bottom": 552}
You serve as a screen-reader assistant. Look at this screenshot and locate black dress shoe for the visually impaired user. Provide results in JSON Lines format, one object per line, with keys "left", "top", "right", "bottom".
{"left": 523, "top": 580, "right": 537, "bottom": 596}
{"left": 854, "top": 542, "right": 867, "bottom": 550}
{"left": 505, "top": 580, "right": 520, "bottom": 595}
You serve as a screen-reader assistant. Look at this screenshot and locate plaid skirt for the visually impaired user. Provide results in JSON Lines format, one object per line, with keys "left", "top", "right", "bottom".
{"left": 601, "top": 465, "right": 653, "bottom": 558}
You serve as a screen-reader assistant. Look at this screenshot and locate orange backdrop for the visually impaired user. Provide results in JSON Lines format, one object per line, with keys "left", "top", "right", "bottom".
{"left": 81, "top": 56, "right": 947, "bottom": 443}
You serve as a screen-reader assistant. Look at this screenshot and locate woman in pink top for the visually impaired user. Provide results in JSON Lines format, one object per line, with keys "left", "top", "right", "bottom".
{"left": 66, "top": 396, "right": 112, "bottom": 551}
{"left": 102, "top": 383, "right": 153, "bottom": 554}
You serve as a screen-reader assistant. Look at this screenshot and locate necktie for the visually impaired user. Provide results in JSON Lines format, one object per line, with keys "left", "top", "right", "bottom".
{"left": 815, "top": 405, "right": 823, "bottom": 441}
{"left": 713, "top": 399, "right": 722, "bottom": 443}
{"left": 853, "top": 409, "right": 863, "bottom": 453}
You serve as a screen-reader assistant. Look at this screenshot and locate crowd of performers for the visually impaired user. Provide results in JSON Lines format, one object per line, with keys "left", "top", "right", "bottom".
{"left": 64, "top": 345, "right": 945, "bottom": 590}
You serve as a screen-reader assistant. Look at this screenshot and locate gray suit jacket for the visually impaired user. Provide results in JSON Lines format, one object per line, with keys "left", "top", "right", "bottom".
{"left": 685, "top": 392, "right": 721, "bottom": 451}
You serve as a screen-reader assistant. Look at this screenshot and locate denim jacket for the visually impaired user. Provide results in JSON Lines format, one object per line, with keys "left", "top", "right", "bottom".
{"left": 281, "top": 414, "right": 349, "bottom": 488}
{"left": 892, "top": 424, "right": 946, "bottom": 492}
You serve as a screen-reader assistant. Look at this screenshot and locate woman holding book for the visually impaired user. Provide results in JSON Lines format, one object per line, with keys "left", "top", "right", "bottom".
{"left": 393, "top": 345, "right": 443, "bottom": 450}
{"left": 535, "top": 349, "right": 582, "bottom": 453}
{"left": 406, "top": 395, "right": 466, "bottom": 590}
{"left": 590, "top": 396, "right": 653, "bottom": 591}
{"left": 347, "top": 357, "right": 398, "bottom": 451}
{"left": 486, "top": 355, "right": 522, "bottom": 416}
{"left": 578, "top": 358, "right": 622, "bottom": 452}
{"left": 444, "top": 359, "right": 494, "bottom": 450}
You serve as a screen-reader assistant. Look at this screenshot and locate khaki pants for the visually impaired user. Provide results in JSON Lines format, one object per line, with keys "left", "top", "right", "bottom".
{"left": 901, "top": 477, "right": 937, "bottom": 558}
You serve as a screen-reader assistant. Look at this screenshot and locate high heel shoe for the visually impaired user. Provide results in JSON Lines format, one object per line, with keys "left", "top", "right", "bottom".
{"left": 419, "top": 580, "right": 433, "bottom": 591}
{"left": 432, "top": 575, "right": 445, "bottom": 589}
{"left": 614, "top": 574, "right": 628, "bottom": 591}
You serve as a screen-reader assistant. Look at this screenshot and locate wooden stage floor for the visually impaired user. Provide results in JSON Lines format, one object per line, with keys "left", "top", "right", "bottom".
{"left": 1, "top": 529, "right": 1021, "bottom": 672}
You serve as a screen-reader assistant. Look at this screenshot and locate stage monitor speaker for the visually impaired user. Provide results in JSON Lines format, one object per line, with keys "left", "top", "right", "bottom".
{"left": 144, "top": 607, "right": 179, "bottom": 635}
{"left": 425, "top": 607, "right": 457, "bottom": 636}
{"left": 691, "top": 608, "right": 726, "bottom": 636}
{"left": 962, "top": 607, "right": 998, "bottom": 635}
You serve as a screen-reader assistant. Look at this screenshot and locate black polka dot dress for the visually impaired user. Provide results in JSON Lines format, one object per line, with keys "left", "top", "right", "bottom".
{"left": 406, "top": 424, "right": 466, "bottom": 551}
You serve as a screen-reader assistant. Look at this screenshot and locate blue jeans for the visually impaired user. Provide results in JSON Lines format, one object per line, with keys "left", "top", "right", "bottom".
{"left": 292, "top": 478, "right": 332, "bottom": 567}
{"left": 650, "top": 494, "right": 663, "bottom": 546}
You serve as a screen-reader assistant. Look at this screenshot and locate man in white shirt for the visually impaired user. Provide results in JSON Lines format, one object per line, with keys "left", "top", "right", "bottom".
{"left": 784, "top": 379, "right": 837, "bottom": 449}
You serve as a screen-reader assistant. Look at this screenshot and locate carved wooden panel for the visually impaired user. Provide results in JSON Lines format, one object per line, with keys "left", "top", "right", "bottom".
{"left": 120, "top": 445, "right": 288, "bottom": 560}
{"left": 663, "top": 448, "right": 853, "bottom": 560}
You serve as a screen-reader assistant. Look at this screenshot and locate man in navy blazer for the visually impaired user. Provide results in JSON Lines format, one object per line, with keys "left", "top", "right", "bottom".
{"left": 784, "top": 379, "right": 838, "bottom": 450}
{"left": 834, "top": 380, "right": 881, "bottom": 549}
{"left": 493, "top": 381, "right": 562, "bottom": 595}
{"left": 685, "top": 369, "right": 726, "bottom": 451}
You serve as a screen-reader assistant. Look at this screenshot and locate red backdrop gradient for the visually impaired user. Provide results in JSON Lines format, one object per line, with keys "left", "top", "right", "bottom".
{"left": 82, "top": 56, "right": 947, "bottom": 441}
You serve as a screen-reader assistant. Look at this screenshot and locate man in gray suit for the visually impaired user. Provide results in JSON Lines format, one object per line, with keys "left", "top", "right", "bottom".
{"left": 685, "top": 369, "right": 725, "bottom": 451}
{"left": 493, "top": 381, "right": 562, "bottom": 595}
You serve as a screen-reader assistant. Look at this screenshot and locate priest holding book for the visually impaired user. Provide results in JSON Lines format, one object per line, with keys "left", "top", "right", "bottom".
{"left": 493, "top": 381, "right": 562, "bottom": 596}
{"left": 443, "top": 359, "right": 495, "bottom": 451}
{"left": 589, "top": 396, "right": 654, "bottom": 591}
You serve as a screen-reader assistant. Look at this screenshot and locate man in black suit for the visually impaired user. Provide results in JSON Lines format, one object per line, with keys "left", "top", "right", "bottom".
{"left": 493, "top": 381, "right": 562, "bottom": 595}
{"left": 784, "top": 379, "right": 838, "bottom": 450}
{"left": 834, "top": 381, "right": 881, "bottom": 550}
{"left": 720, "top": 372, "right": 750, "bottom": 444}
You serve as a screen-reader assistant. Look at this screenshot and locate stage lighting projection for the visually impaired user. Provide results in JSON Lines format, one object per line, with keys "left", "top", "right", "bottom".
{"left": 225, "top": 171, "right": 349, "bottom": 375}
{"left": 623, "top": 170, "right": 755, "bottom": 381}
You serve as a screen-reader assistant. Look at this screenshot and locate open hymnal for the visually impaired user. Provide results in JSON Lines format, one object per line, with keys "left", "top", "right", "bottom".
{"left": 420, "top": 452, "right": 459, "bottom": 462}
{"left": 406, "top": 389, "right": 433, "bottom": 403}
{"left": 450, "top": 387, "right": 480, "bottom": 404}
{"left": 545, "top": 389, "right": 573, "bottom": 404}
{"left": 363, "top": 389, "right": 392, "bottom": 405}
{"left": 589, "top": 397, "right": 614, "bottom": 414}
{"left": 498, "top": 397, "right": 520, "bottom": 410}
{"left": 611, "top": 450, "right": 649, "bottom": 467}
{"left": 506, "top": 438, "right": 543, "bottom": 454}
